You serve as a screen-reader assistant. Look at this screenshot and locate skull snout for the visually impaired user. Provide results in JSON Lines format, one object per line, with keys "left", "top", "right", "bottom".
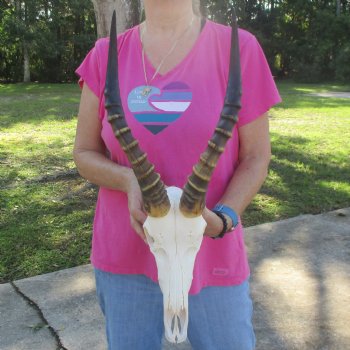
{"left": 164, "top": 302, "right": 188, "bottom": 343}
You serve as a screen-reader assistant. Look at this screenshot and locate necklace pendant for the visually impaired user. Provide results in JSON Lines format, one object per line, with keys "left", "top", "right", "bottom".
{"left": 142, "top": 86, "right": 152, "bottom": 96}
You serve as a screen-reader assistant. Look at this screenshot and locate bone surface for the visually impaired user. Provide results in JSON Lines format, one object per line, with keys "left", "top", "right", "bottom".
{"left": 144, "top": 187, "right": 207, "bottom": 343}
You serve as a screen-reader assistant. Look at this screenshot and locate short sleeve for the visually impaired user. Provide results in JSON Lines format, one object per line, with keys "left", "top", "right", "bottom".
{"left": 75, "top": 43, "right": 101, "bottom": 98}
{"left": 237, "top": 34, "right": 281, "bottom": 127}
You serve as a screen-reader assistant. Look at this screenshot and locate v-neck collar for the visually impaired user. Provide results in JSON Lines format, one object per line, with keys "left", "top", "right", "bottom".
{"left": 135, "top": 19, "right": 208, "bottom": 82}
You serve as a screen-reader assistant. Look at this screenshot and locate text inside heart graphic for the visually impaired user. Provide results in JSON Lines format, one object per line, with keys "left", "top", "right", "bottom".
{"left": 127, "top": 82, "right": 192, "bottom": 135}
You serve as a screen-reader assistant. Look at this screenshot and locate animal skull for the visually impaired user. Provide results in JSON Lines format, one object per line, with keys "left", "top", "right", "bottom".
{"left": 104, "top": 9, "right": 241, "bottom": 344}
{"left": 144, "top": 186, "right": 206, "bottom": 343}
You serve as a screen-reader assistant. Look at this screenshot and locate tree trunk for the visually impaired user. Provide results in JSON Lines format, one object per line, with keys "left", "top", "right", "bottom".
{"left": 128, "top": 0, "right": 141, "bottom": 28}
{"left": 92, "top": 0, "right": 202, "bottom": 37}
{"left": 23, "top": 42, "right": 30, "bottom": 83}
{"left": 336, "top": 0, "right": 341, "bottom": 16}
{"left": 193, "top": 0, "right": 201, "bottom": 15}
{"left": 92, "top": 0, "right": 142, "bottom": 37}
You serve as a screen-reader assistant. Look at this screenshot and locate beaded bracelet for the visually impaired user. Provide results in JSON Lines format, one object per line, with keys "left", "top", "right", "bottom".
{"left": 211, "top": 211, "right": 228, "bottom": 239}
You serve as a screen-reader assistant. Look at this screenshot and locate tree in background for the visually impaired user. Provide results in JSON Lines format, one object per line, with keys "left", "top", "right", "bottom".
{"left": 0, "top": 0, "right": 96, "bottom": 82}
{"left": 274, "top": 0, "right": 350, "bottom": 82}
{"left": 1, "top": 0, "right": 42, "bottom": 82}
{"left": 91, "top": 0, "right": 141, "bottom": 37}
{"left": 91, "top": 0, "right": 199, "bottom": 37}
{"left": 1, "top": 0, "right": 349, "bottom": 83}
{"left": 202, "top": 0, "right": 350, "bottom": 82}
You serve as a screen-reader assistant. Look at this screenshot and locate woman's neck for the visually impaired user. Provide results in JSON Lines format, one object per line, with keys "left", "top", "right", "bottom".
{"left": 143, "top": 0, "right": 195, "bottom": 37}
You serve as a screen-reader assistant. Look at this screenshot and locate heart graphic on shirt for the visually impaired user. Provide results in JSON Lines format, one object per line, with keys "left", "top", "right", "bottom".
{"left": 127, "top": 82, "right": 192, "bottom": 135}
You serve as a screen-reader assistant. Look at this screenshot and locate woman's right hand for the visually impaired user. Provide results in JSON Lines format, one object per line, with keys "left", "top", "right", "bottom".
{"left": 126, "top": 173, "right": 148, "bottom": 242}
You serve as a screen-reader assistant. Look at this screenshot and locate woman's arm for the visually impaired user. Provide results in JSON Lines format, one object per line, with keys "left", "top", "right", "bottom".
{"left": 73, "top": 83, "right": 132, "bottom": 191}
{"left": 73, "top": 84, "right": 147, "bottom": 239}
{"left": 220, "top": 113, "right": 271, "bottom": 215}
{"left": 203, "top": 113, "right": 271, "bottom": 236}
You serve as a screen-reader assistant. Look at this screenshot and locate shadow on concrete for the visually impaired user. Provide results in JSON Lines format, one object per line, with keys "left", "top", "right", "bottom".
{"left": 246, "top": 209, "right": 350, "bottom": 349}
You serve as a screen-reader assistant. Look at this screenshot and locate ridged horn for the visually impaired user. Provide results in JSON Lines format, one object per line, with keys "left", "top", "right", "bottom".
{"left": 104, "top": 11, "right": 170, "bottom": 217}
{"left": 180, "top": 10, "right": 242, "bottom": 217}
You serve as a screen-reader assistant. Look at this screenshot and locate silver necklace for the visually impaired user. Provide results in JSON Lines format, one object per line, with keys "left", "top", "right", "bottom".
{"left": 140, "top": 16, "right": 195, "bottom": 96}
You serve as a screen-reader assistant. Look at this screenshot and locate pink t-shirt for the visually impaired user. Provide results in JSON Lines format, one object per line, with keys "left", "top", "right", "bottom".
{"left": 76, "top": 20, "right": 281, "bottom": 294}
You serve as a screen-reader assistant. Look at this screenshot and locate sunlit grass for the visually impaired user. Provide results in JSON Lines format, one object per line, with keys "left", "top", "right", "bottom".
{"left": 0, "top": 180, "right": 94, "bottom": 282}
{"left": 0, "top": 83, "right": 93, "bottom": 282}
{"left": 0, "top": 84, "right": 78, "bottom": 185}
{"left": 242, "top": 81, "right": 350, "bottom": 226}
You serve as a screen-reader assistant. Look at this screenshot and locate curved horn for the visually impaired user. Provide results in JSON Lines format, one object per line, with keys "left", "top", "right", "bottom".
{"left": 104, "top": 11, "right": 170, "bottom": 217}
{"left": 180, "top": 10, "right": 242, "bottom": 217}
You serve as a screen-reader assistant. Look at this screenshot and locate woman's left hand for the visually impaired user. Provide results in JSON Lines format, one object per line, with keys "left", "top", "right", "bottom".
{"left": 201, "top": 207, "right": 224, "bottom": 238}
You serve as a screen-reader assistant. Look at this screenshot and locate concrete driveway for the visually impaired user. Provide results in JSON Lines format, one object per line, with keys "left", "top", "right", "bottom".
{"left": 1, "top": 208, "right": 349, "bottom": 350}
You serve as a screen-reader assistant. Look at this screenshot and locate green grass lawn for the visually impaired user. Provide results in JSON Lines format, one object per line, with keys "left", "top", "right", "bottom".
{"left": 243, "top": 81, "right": 350, "bottom": 226}
{"left": 0, "top": 83, "right": 95, "bottom": 283}
{"left": 1, "top": 81, "right": 350, "bottom": 282}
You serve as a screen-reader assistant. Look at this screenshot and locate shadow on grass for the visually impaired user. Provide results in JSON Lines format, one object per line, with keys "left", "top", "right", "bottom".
{"left": 276, "top": 81, "right": 350, "bottom": 93}
{"left": 269, "top": 133, "right": 350, "bottom": 188}
{"left": 0, "top": 83, "right": 80, "bottom": 94}
{"left": 0, "top": 83, "right": 81, "bottom": 128}
{"left": 0, "top": 178, "right": 97, "bottom": 283}
{"left": 244, "top": 133, "right": 350, "bottom": 226}
{"left": 273, "top": 95, "right": 350, "bottom": 110}
{"left": 0, "top": 139, "right": 74, "bottom": 187}
{"left": 0, "top": 100, "right": 79, "bottom": 127}
{"left": 273, "top": 81, "right": 350, "bottom": 110}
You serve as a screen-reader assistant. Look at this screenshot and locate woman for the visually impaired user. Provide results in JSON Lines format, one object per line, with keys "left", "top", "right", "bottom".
{"left": 74, "top": 1, "right": 281, "bottom": 349}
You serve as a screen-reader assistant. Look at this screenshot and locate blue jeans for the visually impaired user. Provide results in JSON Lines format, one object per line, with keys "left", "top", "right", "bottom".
{"left": 95, "top": 269, "right": 256, "bottom": 350}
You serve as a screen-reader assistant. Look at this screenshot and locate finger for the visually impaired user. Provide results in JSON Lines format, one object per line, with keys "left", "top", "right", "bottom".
{"left": 130, "top": 207, "right": 147, "bottom": 224}
{"left": 137, "top": 210, "right": 148, "bottom": 224}
{"left": 130, "top": 215, "right": 147, "bottom": 242}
